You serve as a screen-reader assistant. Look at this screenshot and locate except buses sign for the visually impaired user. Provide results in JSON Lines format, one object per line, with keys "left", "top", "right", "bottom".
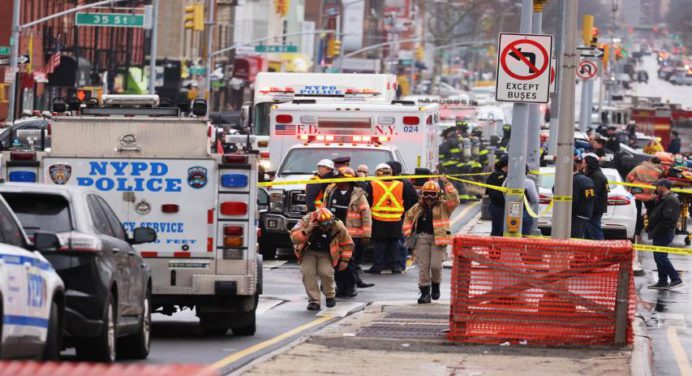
{"left": 495, "top": 33, "right": 553, "bottom": 104}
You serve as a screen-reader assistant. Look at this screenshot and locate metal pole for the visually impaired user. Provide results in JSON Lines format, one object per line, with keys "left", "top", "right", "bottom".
{"left": 578, "top": 76, "right": 588, "bottom": 131}
{"left": 147, "top": 0, "right": 159, "bottom": 95}
{"left": 502, "top": 0, "right": 532, "bottom": 237}
{"left": 205, "top": 0, "right": 215, "bottom": 101}
{"left": 527, "top": 1, "right": 544, "bottom": 234}
{"left": 551, "top": 0, "right": 578, "bottom": 239}
{"left": 547, "top": 0, "right": 565, "bottom": 156}
{"left": 7, "top": 0, "right": 21, "bottom": 123}
{"left": 585, "top": 78, "right": 594, "bottom": 130}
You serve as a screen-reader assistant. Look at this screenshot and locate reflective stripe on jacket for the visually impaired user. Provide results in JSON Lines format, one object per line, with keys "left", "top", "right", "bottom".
{"left": 321, "top": 185, "right": 372, "bottom": 238}
{"left": 290, "top": 215, "right": 354, "bottom": 267}
{"left": 626, "top": 161, "right": 662, "bottom": 201}
{"left": 402, "top": 181, "right": 460, "bottom": 246}
{"left": 371, "top": 180, "right": 405, "bottom": 222}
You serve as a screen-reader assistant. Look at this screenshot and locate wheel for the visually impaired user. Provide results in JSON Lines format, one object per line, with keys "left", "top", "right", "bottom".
{"left": 77, "top": 293, "right": 116, "bottom": 362}
{"left": 199, "top": 314, "right": 229, "bottom": 336}
{"left": 117, "top": 288, "right": 151, "bottom": 359}
{"left": 260, "top": 241, "right": 277, "bottom": 260}
{"left": 685, "top": 236, "right": 691, "bottom": 246}
{"left": 231, "top": 312, "right": 256, "bottom": 336}
{"left": 42, "top": 300, "right": 62, "bottom": 360}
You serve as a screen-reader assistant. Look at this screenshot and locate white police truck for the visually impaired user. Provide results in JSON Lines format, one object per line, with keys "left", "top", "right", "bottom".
{"left": 0, "top": 195, "right": 64, "bottom": 359}
{"left": 1, "top": 95, "right": 262, "bottom": 335}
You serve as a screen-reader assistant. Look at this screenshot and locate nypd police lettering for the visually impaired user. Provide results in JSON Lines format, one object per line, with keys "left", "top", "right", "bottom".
{"left": 77, "top": 161, "right": 182, "bottom": 192}
{"left": 299, "top": 85, "right": 342, "bottom": 95}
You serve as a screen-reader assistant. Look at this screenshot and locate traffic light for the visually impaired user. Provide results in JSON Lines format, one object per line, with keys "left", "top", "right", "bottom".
{"left": 184, "top": 3, "right": 204, "bottom": 31}
{"left": 326, "top": 38, "right": 341, "bottom": 58}
{"left": 601, "top": 44, "right": 609, "bottom": 70}
{"left": 582, "top": 15, "right": 594, "bottom": 46}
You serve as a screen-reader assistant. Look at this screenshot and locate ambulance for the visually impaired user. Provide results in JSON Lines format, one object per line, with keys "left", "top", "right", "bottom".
{"left": 247, "top": 73, "right": 398, "bottom": 170}
{"left": 259, "top": 100, "right": 439, "bottom": 258}
{"left": 2, "top": 95, "right": 262, "bottom": 335}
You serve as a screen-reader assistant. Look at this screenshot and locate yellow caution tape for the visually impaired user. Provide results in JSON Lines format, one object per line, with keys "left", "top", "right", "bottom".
{"left": 446, "top": 176, "right": 510, "bottom": 193}
{"left": 633, "top": 244, "right": 692, "bottom": 256}
{"left": 523, "top": 195, "right": 554, "bottom": 218}
{"left": 258, "top": 172, "right": 490, "bottom": 188}
{"left": 552, "top": 195, "right": 573, "bottom": 202}
{"left": 505, "top": 188, "right": 525, "bottom": 196}
{"left": 609, "top": 181, "right": 692, "bottom": 195}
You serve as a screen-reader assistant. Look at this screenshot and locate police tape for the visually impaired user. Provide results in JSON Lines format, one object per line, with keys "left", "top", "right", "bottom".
{"left": 526, "top": 235, "right": 692, "bottom": 256}
{"left": 533, "top": 171, "right": 692, "bottom": 195}
{"left": 258, "top": 172, "right": 491, "bottom": 188}
{"left": 523, "top": 195, "right": 553, "bottom": 218}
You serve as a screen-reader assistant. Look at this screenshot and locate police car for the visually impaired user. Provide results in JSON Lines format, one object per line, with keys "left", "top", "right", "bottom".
{"left": 0, "top": 195, "right": 64, "bottom": 359}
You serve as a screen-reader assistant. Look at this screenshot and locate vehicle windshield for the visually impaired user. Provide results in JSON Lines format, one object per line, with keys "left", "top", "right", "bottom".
{"left": 279, "top": 148, "right": 394, "bottom": 176}
{"left": 253, "top": 102, "right": 273, "bottom": 136}
{"left": 1, "top": 193, "right": 73, "bottom": 236}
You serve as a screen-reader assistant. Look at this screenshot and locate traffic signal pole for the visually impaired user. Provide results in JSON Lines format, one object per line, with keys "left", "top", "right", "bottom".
{"left": 502, "top": 0, "right": 532, "bottom": 237}
{"left": 148, "top": 0, "right": 159, "bottom": 95}
{"left": 547, "top": 0, "right": 566, "bottom": 156}
{"left": 551, "top": 0, "right": 578, "bottom": 239}
{"left": 204, "top": 0, "right": 215, "bottom": 101}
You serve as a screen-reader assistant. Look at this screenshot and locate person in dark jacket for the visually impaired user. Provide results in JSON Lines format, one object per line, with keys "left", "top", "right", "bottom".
{"left": 647, "top": 179, "right": 683, "bottom": 290}
{"left": 485, "top": 156, "right": 508, "bottom": 236}
{"left": 583, "top": 154, "right": 608, "bottom": 240}
{"left": 605, "top": 126, "right": 621, "bottom": 153}
{"left": 387, "top": 160, "right": 419, "bottom": 270}
{"left": 571, "top": 155, "right": 596, "bottom": 238}
{"left": 668, "top": 131, "right": 681, "bottom": 154}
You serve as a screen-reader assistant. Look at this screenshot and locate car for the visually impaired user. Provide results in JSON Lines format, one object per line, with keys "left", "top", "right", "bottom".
{"left": 669, "top": 70, "right": 692, "bottom": 86}
{"left": 0, "top": 118, "right": 51, "bottom": 151}
{"left": 0, "top": 195, "right": 64, "bottom": 359}
{"left": 615, "top": 143, "right": 653, "bottom": 180}
{"left": 0, "top": 184, "right": 157, "bottom": 362}
{"left": 537, "top": 166, "right": 637, "bottom": 240}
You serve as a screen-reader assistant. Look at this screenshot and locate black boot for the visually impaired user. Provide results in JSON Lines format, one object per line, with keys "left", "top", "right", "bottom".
{"left": 431, "top": 283, "right": 441, "bottom": 300}
{"left": 418, "top": 286, "right": 431, "bottom": 304}
{"left": 355, "top": 274, "right": 375, "bottom": 288}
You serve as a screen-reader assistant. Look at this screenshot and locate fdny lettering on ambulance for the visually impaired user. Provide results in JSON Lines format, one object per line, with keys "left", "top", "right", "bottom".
{"left": 76, "top": 161, "right": 182, "bottom": 192}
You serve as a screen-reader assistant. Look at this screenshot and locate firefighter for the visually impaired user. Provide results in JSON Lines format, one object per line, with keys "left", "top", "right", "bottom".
{"left": 627, "top": 157, "right": 663, "bottom": 243}
{"left": 321, "top": 167, "right": 375, "bottom": 297}
{"left": 306, "top": 159, "right": 335, "bottom": 212}
{"left": 456, "top": 119, "right": 470, "bottom": 138}
{"left": 290, "top": 208, "right": 354, "bottom": 311}
{"left": 471, "top": 126, "right": 489, "bottom": 172}
{"left": 402, "top": 178, "right": 460, "bottom": 303}
{"left": 572, "top": 155, "right": 596, "bottom": 239}
{"left": 440, "top": 129, "right": 469, "bottom": 200}
{"left": 499, "top": 123, "right": 511, "bottom": 152}
{"left": 364, "top": 163, "right": 410, "bottom": 274}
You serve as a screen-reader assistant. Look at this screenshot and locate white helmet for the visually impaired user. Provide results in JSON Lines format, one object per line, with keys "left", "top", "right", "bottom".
{"left": 317, "top": 159, "right": 335, "bottom": 170}
{"left": 375, "top": 163, "right": 392, "bottom": 171}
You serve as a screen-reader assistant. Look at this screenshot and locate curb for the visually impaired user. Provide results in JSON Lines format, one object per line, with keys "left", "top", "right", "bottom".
{"left": 631, "top": 315, "right": 654, "bottom": 376}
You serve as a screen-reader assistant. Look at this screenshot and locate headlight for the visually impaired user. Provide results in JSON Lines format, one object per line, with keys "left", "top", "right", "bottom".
{"left": 260, "top": 159, "right": 272, "bottom": 171}
{"left": 269, "top": 191, "right": 284, "bottom": 213}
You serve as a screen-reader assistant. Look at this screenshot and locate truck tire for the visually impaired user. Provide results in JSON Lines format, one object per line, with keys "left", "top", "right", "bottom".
{"left": 199, "top": 314, "right": 229, "bottom": 336}
{"left": 42, "top": 300, "right": 62, "bottom": 360}
{"left": 260, "top": 241, "right": 277, "bottom": 260}
{"left": 232, "top": 313, "right": 256, "bottom": 336}
{"left": 117, "top": 288, "right": 151, "bottom": 359}
{"left": 77, "top": 293, "right": 117, "bottom": 362}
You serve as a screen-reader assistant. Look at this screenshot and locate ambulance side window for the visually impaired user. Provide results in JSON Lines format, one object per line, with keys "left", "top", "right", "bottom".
{"left": 0, "top": 201, "right": 25, "bottom": 248}
{"left": 87, "top": 195, "right": 115, "bottom": 237}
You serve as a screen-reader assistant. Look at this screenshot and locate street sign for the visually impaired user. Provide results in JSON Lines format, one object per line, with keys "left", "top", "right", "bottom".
{"left": 496, "top": 33, "right": 553, "bottom": 104}
{"left": 254, "top": 45, "right": 298, "bottom": 53}
{"left": 549, "top": 58, "right": 557, "bottom": 94}
{"left": 4, "top": 68, "right": 17, "bottom": 83}
{"left": 577, "top": 60, "right": 598, "bottom": 80}
{"left": 189, "top": 66, "right": 206, "bottom": 75}
{"left": 0, "top": 46, "right": 9, "bottom": 56}
{"left": 0, "top": 55, "right": 28, "bottom": 66}
{"left": 577, "top": 46, "right": 604, "bottom": 58}
{"left": 75, "top": 12, "right": 145, "bottom": 28}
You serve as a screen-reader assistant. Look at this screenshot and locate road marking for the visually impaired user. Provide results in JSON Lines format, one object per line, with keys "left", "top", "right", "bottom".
{"left": 450, "top": 201, "right": 480, "bottom": 226}
{"left": 206, "top": 315, "right": 333, "bottom": 371}
{"left": 667, "top": 326, "right": 692, "bottom": 376}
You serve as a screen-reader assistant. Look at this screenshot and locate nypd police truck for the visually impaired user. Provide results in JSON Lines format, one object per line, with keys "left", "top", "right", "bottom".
{"left": 1, "top": 95, "right": 262, "bottom": 335}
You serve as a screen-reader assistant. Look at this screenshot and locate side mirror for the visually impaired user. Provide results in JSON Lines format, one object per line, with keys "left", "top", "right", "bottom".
{"left": 131, "top": 227, "right": 157, "bottom": 245}
{"left": 266, "top": 170, "right": 277, "bottom": 180}
{"left": 34, "top": 232, "right": 61, "bottom": 252}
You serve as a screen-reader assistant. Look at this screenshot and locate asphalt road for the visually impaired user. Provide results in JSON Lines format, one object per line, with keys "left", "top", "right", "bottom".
{"left": 133, "top": 202, "right": 481, "bottom": 373}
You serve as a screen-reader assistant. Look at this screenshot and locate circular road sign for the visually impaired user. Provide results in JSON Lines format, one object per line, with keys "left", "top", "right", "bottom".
{"left": 577, "top": 60, "right": 598, "bottom": 80}
{"left": 500, "top": 39, "right": 550, "bottom": 81}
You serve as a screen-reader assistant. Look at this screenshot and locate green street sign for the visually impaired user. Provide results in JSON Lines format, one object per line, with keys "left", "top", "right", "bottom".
{"left": 254, "top": 45, "right": 298, "bottom": 53}
{"left": 0, "top": 46, "right": 9, "bottom": 55}
{"left": 76, "top": 12, "right": 145, "bottom": 28}
{"left": 189, "top": 66, "right": 206, "bottom": 75}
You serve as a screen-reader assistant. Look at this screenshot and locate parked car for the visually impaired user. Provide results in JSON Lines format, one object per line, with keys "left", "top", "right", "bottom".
{"left": 537, "top": 166, "right": 637, "bottom": 240}
{"left": 669, "top": 70, "right": 692, "bottom": 86}
{"left": 0, "top": 184, "right": 156, "bottom": 362}
{"left": 0, "top": 195, "right": 64, "bottom": 359}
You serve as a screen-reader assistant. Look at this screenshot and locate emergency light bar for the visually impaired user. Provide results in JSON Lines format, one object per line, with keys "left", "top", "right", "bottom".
{"left": 102, "top": 94, "right": 160, "bottom": 107}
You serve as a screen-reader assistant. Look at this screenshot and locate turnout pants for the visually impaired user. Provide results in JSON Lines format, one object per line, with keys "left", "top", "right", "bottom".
{"left": 413, "top": 233, "right": 446, "bottom": 286}
{"left": 300, "top": 249, "right": 336, "bottom": 303}
{"left": 373, "top": 238, "right": 401, "bottom": 271}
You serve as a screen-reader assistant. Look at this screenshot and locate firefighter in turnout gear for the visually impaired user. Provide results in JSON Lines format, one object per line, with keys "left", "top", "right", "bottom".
{"left": 455, "top": 122, "right": 475, "bottom": 201}
{"left": 306, "top": 159, "right": 335, "bottom": 212}
{"left": 499, "top": 123, "right": 511, "bottom": 153}
{"left": 403, "top": 178, "right": 460, "bottom": 303}
{"left": 439, "top": 128, "right": 469, "bottom": 200}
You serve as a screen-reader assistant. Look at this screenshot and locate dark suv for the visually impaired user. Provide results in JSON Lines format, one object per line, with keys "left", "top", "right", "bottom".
{"left": 0, "top": 184, "right": 156, "bottom": 362}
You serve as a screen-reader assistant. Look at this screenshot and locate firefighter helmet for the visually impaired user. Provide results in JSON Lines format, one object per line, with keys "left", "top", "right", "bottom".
{"left": 313, "top": 207, "right": 335, "bottom": 225}
{"left": 421, "top": 180, "right": 441, "bottom": 193}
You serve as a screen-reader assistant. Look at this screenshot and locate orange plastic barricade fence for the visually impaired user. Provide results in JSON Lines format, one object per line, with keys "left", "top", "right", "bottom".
{"left": 449, "top": 236, "right": 635, "bottom": 347}
{"left": 0, "top": 362, "right": 216, "bottom": 376}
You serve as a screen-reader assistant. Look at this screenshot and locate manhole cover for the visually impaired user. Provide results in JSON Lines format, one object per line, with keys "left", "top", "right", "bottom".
{"left": 385, "top": 312, "right": 449, "bottom": 321}
{"left": 356, "top": 322, "right": 448, "bottom": 340}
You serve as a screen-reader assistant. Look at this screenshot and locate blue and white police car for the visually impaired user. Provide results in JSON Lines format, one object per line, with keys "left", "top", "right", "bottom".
{"left": 0, "top": 195, "right": 64, "bottom": 359}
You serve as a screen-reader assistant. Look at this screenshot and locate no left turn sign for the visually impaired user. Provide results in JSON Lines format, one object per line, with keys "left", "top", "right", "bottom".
{"left": 577, "top": 60, "right": 598, "bottom": 80}
{"left": 495, "top": 33, "right": 553, "bottom": 104}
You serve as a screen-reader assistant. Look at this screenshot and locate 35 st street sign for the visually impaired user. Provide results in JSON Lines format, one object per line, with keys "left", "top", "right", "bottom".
{"left": 76, "top": 12, "right": 145, "bottom": 28}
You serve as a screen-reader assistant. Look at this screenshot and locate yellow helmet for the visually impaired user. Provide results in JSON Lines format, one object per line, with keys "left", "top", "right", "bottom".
{"left": 313, "top": 207, "right": 335, "bottom": 224}
{"left": 421, "top": 180, "right": 441, "bottom": 193}
{"left": 338, "top": 167, "right": 356, "bottom": 178}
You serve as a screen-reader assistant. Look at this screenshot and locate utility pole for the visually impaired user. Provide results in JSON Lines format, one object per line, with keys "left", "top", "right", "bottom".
{"left": 148, "top": 0, "right": 159, "bottom": 95}
{"left": 502, "top": 0, "right": 532, "bottom": 237}
{"left": 547, "top": 0, "right": 566, "bottom": 156}
{"left": 204, "top": 0, "right": 215, "bottom": 103}
{"left": 551, "top": 0, "right": 578, "bottom": 239}
{"left": 6, "top": 0, "right": 22, "bottom": 123}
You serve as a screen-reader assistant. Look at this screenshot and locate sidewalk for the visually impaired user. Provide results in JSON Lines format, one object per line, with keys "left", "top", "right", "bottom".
{"left": 237, "top": 214, "right": 645, "bottom": 376}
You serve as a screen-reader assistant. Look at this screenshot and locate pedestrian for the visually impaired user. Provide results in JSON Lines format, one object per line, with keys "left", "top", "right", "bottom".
{"left": 334, "top": 156, "right": 351, "bottom": 169}
{"left": 387, "top": 160, "right": 419, "bottom": 271}
{"left": 605, "top": 126, "right": 621, "bottom": 153}
{"left": 364, "top": 163, "right": 408, "bottom": 274}
{"left": 321, "top": 167, "right": 374, "bottom": 297}
{"left": 668, "top": 131, "right": 681, "bottom": 154}
{"left": 290, "top": 208, "right": 354, "bottom": 310}
{"left": 305, "top": 159, "right": 335, "bottom": 212}
{"left": 356, "top": 164, "right": 369, "bottom": 177}
{"left": 403, "top": 178, "right": 460, "bottom": 303}
{"left": 647, "top": 179, "right": 684, "bottom": 290}
{"left": 627, "top": 157, "right": 663, "bottom": 243}
{"left": 522, "top": 166, "right": 540, "bottom": 236}
{"left": 583, "top": 153, "right": 609, "bottom": 240}
{"left": 571, "top": 155, "right": 596, "bottom": 238}
{"left": 485, "top": 156, "right": 508, "bottom": 236}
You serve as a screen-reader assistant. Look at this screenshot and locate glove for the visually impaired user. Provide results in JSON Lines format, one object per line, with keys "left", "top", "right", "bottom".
{"left": 337, "top": 260, "right": 349, "bottom": 271}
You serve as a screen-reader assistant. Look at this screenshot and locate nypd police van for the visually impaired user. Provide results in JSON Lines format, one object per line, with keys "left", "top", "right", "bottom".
{"left": 1, "top": 95, "right": 262, "bottom": 335}
{"left": 0, "top": 195, "right": 64, "bottom": 359}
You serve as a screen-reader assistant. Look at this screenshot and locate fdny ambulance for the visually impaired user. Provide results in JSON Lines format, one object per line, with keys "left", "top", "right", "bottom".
{"left": 260, "top": 100, "right": 439, "bottom": 258}
{"left": 247, "top": 73, "right": 398, "bottom": 170}
{"left": 2, "top": 95, "right": 262, "bottom": 335}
